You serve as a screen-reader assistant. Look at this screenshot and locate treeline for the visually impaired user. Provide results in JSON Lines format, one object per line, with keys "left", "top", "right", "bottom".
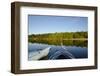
{"left": 28, "top": 32, "right": 88, "bottom": 42}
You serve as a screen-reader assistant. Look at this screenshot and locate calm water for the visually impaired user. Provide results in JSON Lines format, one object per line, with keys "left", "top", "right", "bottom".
{"left": 28, "top": 40, "right": 88, "bottom": 61}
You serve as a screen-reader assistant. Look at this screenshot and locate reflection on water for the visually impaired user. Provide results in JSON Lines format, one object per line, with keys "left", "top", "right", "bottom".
{"left": 30, "top": 40, "right": 87, "bottom": 47}
{"left": 28, "top": 40, "right": 88, "bottom": 61}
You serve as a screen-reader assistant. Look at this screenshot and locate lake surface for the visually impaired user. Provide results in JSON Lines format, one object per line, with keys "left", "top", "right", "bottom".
{"left": 28, "top": 40, "right": 88, "bottom": 61}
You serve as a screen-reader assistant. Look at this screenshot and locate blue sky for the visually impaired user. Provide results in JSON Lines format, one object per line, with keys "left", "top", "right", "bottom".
{"left": 28, "top": 15, "right": 88, "bottom": 35}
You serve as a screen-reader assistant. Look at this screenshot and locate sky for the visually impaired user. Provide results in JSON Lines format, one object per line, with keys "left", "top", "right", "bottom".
{"left": 28, "top": 15, "right": 88, "bottom": 35}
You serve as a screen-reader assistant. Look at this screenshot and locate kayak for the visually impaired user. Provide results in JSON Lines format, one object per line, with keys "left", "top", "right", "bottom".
{"left": 29, "top": 47, "right": 51, "bottom": 60}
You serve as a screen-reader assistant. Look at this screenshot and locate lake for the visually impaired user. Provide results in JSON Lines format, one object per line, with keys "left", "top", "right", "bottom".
{"left": 28, "top": 40, "right": 88, "bottom": 61}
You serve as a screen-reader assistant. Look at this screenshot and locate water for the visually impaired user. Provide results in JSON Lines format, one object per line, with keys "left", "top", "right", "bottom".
{"left": 28, "top": 40, "right": 88, "bottom": 61}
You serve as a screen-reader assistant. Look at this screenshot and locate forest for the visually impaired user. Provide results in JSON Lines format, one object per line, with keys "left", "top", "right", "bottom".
{"left": 28, "top": 32, "right": 88, "bottom": 42}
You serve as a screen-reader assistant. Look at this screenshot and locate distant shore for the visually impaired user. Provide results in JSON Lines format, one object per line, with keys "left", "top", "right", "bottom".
{"left": 29, "top": 32, "right": 88, "bottom": 43}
